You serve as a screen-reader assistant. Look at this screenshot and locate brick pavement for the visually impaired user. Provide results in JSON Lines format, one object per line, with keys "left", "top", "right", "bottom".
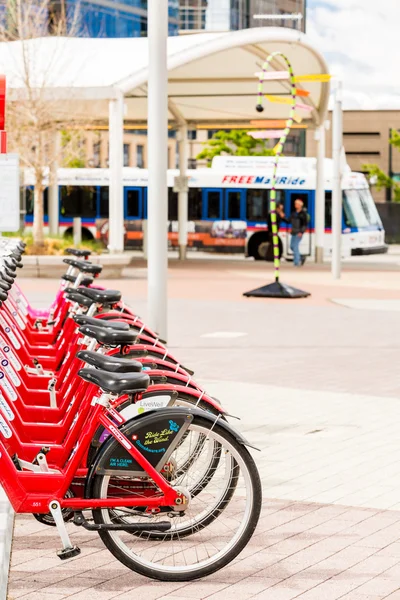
{"left": 7, "top": 259, "right": 400, "bottom": 599}
{"left": 9, "top": 500, "right": 400, "bottom": 600}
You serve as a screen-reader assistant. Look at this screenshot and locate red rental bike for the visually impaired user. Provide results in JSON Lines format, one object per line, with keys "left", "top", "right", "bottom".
{"left": 0, "top": 240, "right": 262, "bottom": 581}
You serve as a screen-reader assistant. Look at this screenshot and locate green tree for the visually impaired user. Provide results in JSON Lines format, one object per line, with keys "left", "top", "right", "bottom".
{"left": 364, "top": 130, "right": 400, "bottom": 202}
{"left": 196, "top": 129, "right": 276, "bottom": 166}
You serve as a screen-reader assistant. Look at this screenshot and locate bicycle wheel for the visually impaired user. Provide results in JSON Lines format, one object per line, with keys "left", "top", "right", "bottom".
{"left": 90, "top": 415, "right": 261, "bottom": 581}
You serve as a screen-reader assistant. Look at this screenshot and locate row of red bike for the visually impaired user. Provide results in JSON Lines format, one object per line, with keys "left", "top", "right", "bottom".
{"left": 0, "top": 239, "right": 261, "bottom": 581}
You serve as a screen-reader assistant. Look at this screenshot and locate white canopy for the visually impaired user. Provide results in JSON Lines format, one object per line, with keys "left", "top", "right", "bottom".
{"left": 0, "top": 27, "right": 330, "bottom": 127}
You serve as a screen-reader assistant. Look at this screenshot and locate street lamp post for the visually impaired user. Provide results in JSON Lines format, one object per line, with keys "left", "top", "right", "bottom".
{"left": 331, "top": 80, "right": 343, "bottom": 280}
{"left": 147, "top": 0, "right": 168, "bottom": 339}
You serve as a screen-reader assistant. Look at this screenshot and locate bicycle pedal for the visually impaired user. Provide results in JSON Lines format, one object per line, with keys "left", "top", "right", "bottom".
{"left": 56, "top": 546, "right": 81, "bottom": 560}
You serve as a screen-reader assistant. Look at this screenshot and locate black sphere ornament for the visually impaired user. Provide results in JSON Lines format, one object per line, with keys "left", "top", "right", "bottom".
{"left": 255, "top": 104, "right": 264, "bottom": 113}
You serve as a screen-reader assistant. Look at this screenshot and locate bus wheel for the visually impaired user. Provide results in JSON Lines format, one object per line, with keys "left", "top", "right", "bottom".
{"left": 248, "top": 232, "right": 268, "bottom": 261}
{"left": 64, "top": 227, "right": 94, "bottom": 241}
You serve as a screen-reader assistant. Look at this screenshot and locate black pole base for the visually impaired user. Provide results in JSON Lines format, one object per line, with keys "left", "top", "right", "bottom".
{"left": 243, "top": 281, "right": 311, "bottom": 299}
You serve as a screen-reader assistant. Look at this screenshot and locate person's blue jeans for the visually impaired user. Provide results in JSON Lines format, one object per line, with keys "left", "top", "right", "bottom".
{"left": 290, "top": 234, "right": 302, "bottom": 266}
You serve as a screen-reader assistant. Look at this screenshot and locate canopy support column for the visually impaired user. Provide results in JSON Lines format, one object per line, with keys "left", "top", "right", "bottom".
{"left": 332, "top": 80, "right": 343, "bottom": 279}
{"left": 314, "top": 124, "right": 326, "bottom": 264}
{"left": 108, "top": 90, "right": 124, "bottom": 253}
{"left": 148, "top": 0, "right": 168, "bottom": 339}
{"left": 48, "top": 131, "right": 60, "bottom": 235}
{"left": 178, "top": 123, "right": 188, "bottom": 260}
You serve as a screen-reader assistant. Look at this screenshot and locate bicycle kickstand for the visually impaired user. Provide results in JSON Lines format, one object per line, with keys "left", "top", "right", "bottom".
{"left": 49, "top": 500, "right": 81, "bottom": 560}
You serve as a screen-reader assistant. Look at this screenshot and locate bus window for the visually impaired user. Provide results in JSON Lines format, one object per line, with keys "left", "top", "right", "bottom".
{"left": 188, "top": 188, "right": 202, "bottom": 220}
{"left": 81, "top": 187, "right": 97, "bottom": 217}
{"left": 99, "top": 187, "right": 109, "bottom": 218}
{"left": 168, "top": 189, "right": 178, "bottom": 221}
{"left": 246, "top": 189, "right": 269, "bottom": 221}
{"left": 343, "top": 190, "right": 369, "bottom": 228}
{"left": 25, "top": 188, "right": 49, "bottom": 216}
{"left": 61, "top": 186, "right": 96, "bottom": 218}
{"left": 206, "top": 191, "right": 221, "bottom": 219}
{"left": 226, "top": 190, "right": 242, "bottom": 219}
{"left": 126, "top": 189, "right": 141, "bottom": 218}
{"left": 325, "top": 192, "right": 332, "bottom": 229}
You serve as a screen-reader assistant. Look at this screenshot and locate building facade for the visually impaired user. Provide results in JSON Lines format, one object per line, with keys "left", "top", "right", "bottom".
{"left": 179, "top": 0, "right": 305, "bottom": 33}
{"left": 70, "top": 0, "right": 180, "bottom": 38}
{"left": 0, "top": 1, "right": 180, "bottom": 38}
{"left": 307, "top": 110, "right": 400, "bottom": 203}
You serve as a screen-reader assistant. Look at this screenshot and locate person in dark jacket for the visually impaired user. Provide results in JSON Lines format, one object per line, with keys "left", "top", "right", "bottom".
{"left": 266, "top": 202, "right": 286, "bottom": 261}
{"left": 289, "top": 199, "right": 308, "bottom": 266}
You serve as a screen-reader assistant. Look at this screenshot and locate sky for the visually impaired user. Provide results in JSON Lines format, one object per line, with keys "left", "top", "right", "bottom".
{"left": 307, "top": 0, "right": 400, "bottom": 110}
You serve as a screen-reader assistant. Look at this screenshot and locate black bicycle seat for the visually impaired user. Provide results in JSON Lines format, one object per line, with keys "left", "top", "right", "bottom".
{"left": 78, "top": 368, "right": 149, "bottom": 395}
{"left": 76, "top": 350, "right": 142, "bottom": 373}
{"left": 0, "top": 280, "right": 11, "bottom": 291}
{"left": 1, "top": 259, "right": 17, "bottom": 273}
{"left": 79, "top": 325, "right": 136, "bottom": 346}
{"left": 78, "top": 287, "right": 121, "bottom": 305}
{"left": 62, "top": 274, "right": 94, "bottom": 287}
{"left": 65, "top": 292, "right": 93, "bottom": 308}
{"left": 0, "top": 290, "right": 8, "bottom": 301}
{"left": 66, "top": 248, "right": 92, "bottom": 259}
{"left": 63, "top": 258, "right": 102, "bottom": 275}
{"left": 0, "top": 271, "right": 14, "bottom": 284}
{"left": 73, "top": 315, "right": 129, "bottom": 331}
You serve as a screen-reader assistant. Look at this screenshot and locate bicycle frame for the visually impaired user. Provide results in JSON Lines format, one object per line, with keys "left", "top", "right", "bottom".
{"left": 0, "top": 397, "right": 180, "bottom": 513}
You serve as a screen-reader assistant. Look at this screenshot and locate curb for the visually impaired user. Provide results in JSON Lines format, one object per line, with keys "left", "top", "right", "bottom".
{"left": 0, "top": 490, "right": 14, "bottom": 600}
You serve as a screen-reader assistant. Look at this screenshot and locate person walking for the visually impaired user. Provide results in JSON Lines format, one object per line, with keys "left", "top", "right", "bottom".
{"left": 289, "top": 199, "right": 308, "bottom": 267}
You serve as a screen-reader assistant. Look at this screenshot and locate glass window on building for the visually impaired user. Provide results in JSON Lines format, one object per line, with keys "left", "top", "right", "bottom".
{"left": 188, "top": 129, "right": 197, "bottom": 140}
{"left": 93, "top": 141, "right": 101, "bottom": 167}
{"left": 137, "top": 144, "right": 144, "bottom": 168}
{"left": 123, "top": 143, "right": 131, "bottom": 167}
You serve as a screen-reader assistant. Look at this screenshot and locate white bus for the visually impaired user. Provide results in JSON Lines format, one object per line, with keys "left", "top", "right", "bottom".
{"left": 24, "top": 156, "right": 387, "bottom": 258}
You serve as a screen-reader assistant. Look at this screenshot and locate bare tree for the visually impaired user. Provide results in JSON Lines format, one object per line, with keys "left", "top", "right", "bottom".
{"left": 1, "top": 0, "right": 87, "bottom": 247}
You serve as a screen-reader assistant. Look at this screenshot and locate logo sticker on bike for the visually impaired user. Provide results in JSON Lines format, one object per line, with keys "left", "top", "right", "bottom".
{"left": 0, "top": 358, "right": 21, "bottom": 387}
{"left": 0, "top": 414, "right": 12, "bottom": 438}
{"left": 0, "top": 371, "right": 18, "bottom": 401}
{"left": 98, "top": 414, "right": 193, "bottom": 475}
{"left": 0, "top": 335, "right": 22, "bottom": 371}
{"left": 0, "top": 316, "right": 21, "bottom": 350}
{"left": 0, "top": 393, "right": 14, "bottom": 421}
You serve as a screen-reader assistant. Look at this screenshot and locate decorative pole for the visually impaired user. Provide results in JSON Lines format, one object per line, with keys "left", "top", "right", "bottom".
{"left": 244, "top": 52, "right": 310, "bottom": 299}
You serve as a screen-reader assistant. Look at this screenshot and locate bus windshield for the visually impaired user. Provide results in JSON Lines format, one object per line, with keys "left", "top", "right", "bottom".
{"left": 343, "top": 190, "right": 369, "bottom": 228}
{"left": 358, "top": 189, "right": 383, "bottom": 228}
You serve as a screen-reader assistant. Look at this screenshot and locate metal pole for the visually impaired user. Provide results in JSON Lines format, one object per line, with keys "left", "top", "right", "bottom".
{"left": 49, "top": 131, "right": 60, "bottom": 235}
{"left": 73, "top": 217, "right": 82, "bottom": 246}
{"left": 387, "top": 127, "right": 393, "bottom": 202}
{"left": 108, "top": 91, "right": 124, "bottom": 253}
{"left": 331, "top": 80, "right": 343, "bottom": 279}
{"left": 314, "top": 124, "right": 325, "bottom": 264}
{"left": 148, "top": 0, "right": 168, "bottom": 339}
{"left": 178, "top": 123, "right": 188, "bottom": 260}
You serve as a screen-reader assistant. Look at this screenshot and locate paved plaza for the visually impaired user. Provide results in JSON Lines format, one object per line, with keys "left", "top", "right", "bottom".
{"left": 7, "top": 256, "right": 400, "bottom": 600}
